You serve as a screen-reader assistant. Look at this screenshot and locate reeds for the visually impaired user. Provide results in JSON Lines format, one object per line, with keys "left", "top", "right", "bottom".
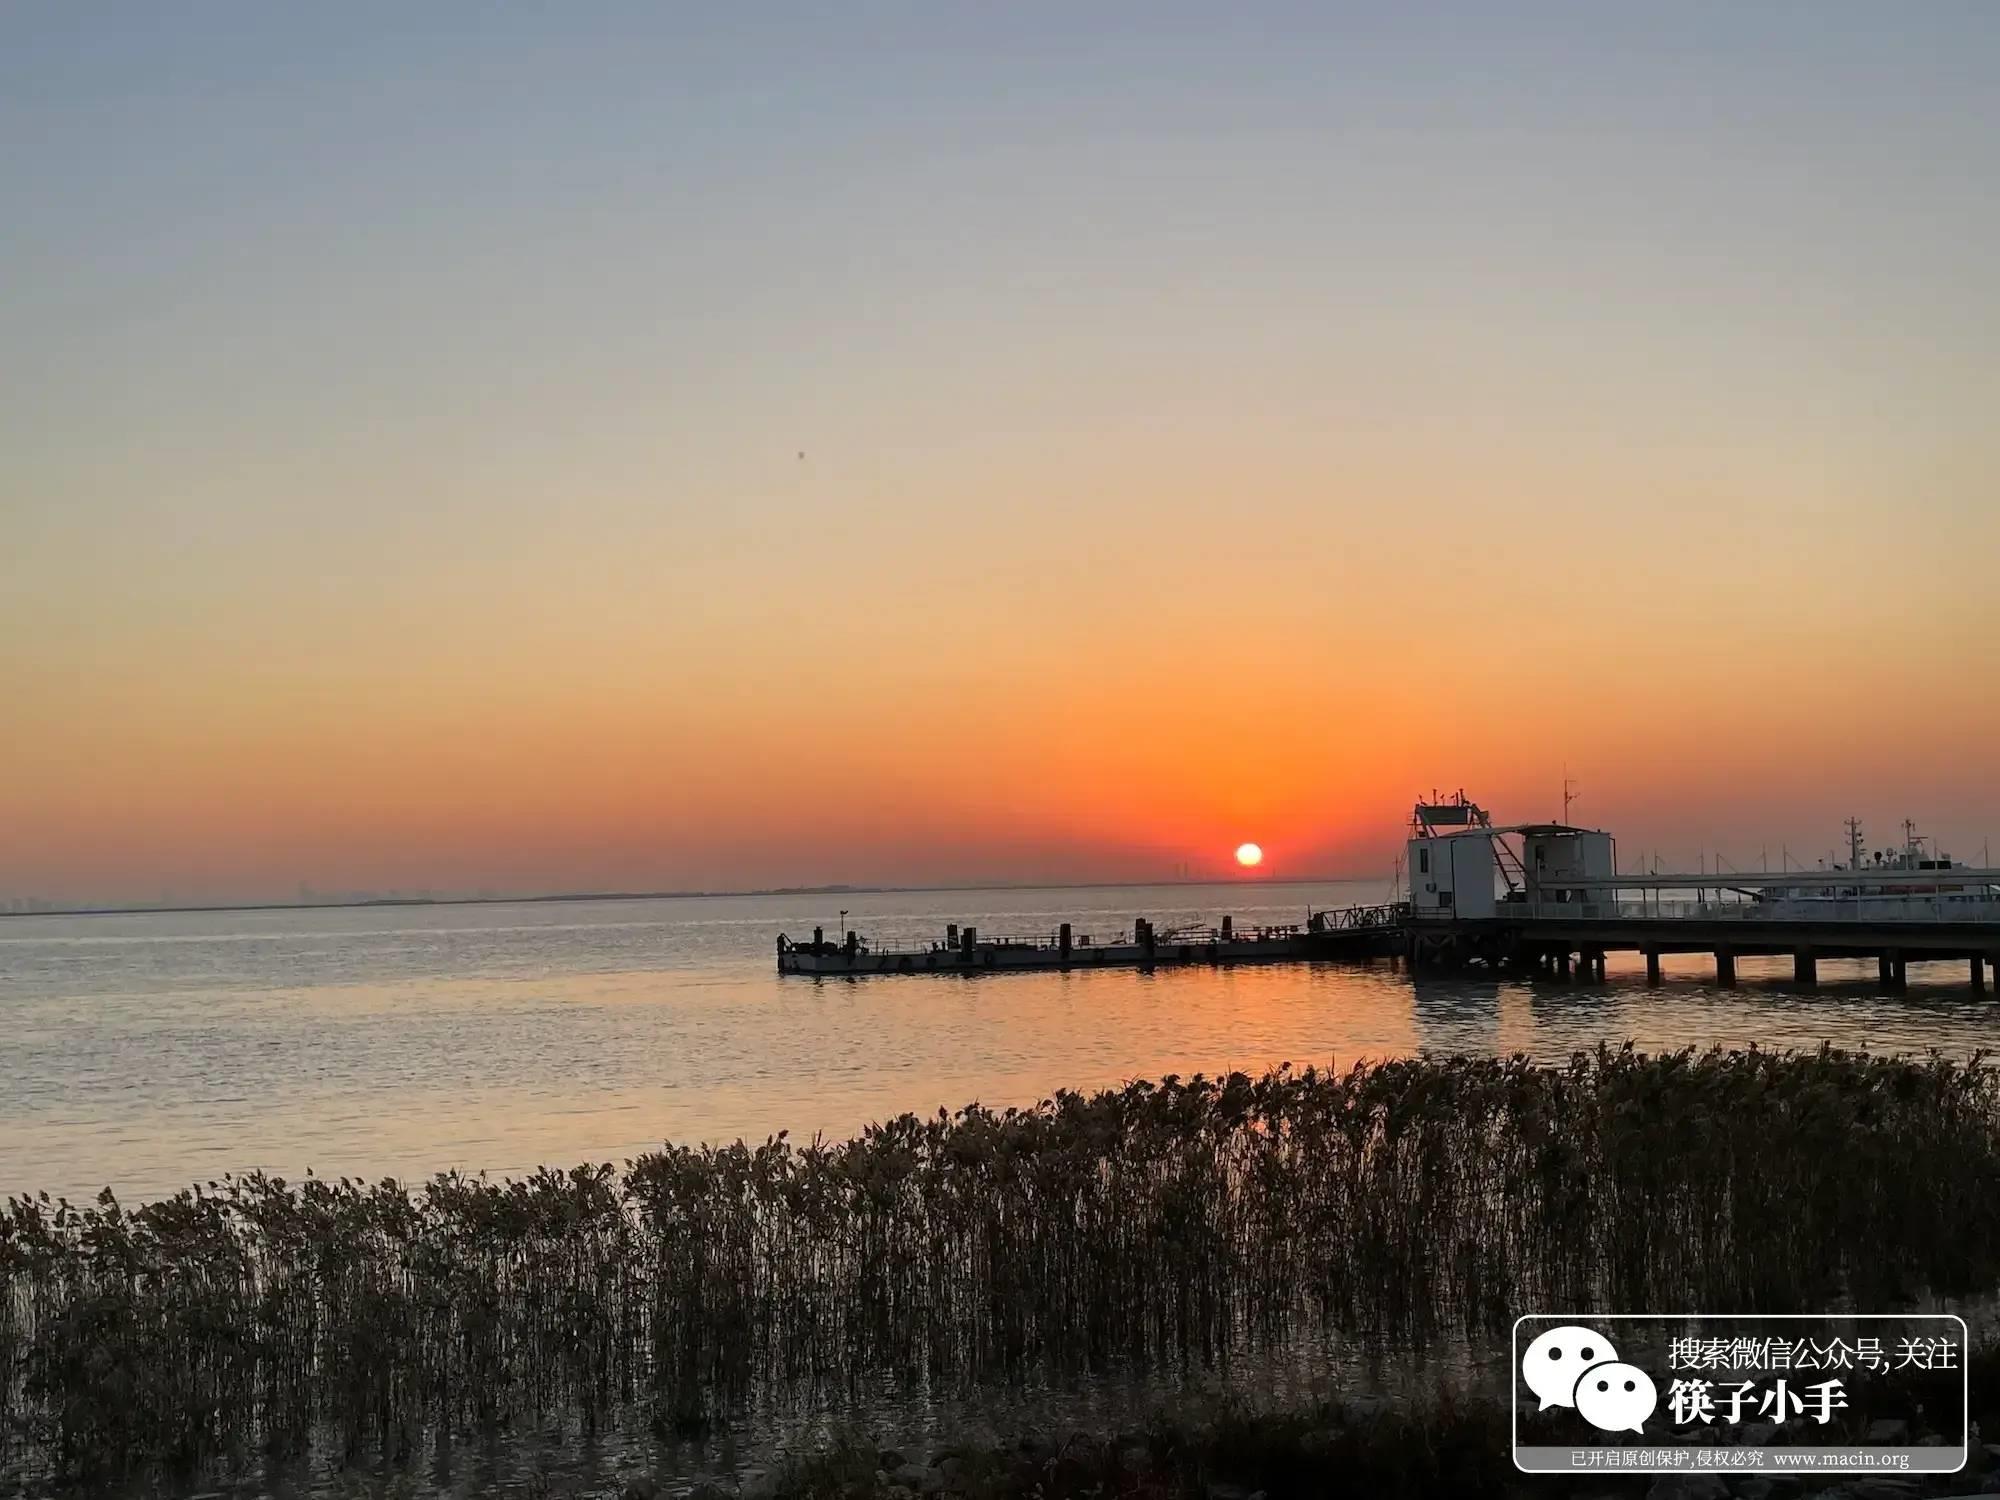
{"left": 4, "top": 1045, "right": 1998, "bottom": 1482}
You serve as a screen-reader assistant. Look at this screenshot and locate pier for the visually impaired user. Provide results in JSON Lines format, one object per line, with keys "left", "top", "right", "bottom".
{"left": 777, "top": 796, "right": 2000, "bottom": 988}
{"left": 1407, "top": 907, "right": 2000, "bottom": 990}
{"left": 776, "top": 904, "right": 1402, "bottom": 975}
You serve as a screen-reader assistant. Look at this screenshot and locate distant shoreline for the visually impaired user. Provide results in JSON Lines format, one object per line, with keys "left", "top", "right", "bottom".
{"left": 0, "top": 874, "right": 1377, "bottom": 921}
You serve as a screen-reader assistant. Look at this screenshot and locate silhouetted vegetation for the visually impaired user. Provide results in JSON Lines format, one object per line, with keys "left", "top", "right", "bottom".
{"left": 766, "top": 1393, "right": 1521, "bottom": 1500}
{"left": 4, "top": 1045, "right": 1998, "bottom": 1483}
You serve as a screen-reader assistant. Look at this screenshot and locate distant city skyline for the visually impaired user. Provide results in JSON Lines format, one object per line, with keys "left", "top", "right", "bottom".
{"left": 6, "top": 4, "right": 1998, "bottom": 903}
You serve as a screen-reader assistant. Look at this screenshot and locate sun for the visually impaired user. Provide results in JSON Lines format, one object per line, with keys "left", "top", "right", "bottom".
{"left": 1234, "top": 842, "right": 1263, "bottom": 868}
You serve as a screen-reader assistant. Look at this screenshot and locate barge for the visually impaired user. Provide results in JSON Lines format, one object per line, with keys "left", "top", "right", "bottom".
{"left": 776, "top": 905, "right": 1404, "bottom": 975}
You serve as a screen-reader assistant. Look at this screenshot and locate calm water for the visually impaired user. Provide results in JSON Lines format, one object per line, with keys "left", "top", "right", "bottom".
{"left": 4, "top": 881, "right": 1997, "bottom": 1204}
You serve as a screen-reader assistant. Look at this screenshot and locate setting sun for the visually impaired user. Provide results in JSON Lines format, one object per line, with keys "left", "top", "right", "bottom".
{"left": 1234, "top": 842, "right": 1263, "bottom": 868}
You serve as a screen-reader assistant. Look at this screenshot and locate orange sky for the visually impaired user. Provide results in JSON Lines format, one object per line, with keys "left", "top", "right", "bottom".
{"left": 11, "top": 458, "right": 1995, "bottom": 902}
{"left": 5, "top": 9, "right": 1998, "bottom": 903}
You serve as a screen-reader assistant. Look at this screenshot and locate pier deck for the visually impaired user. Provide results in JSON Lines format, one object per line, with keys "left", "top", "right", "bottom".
{"left": 778, "top": 904, "right": 2000, "bottom": 989}
{"left": 1409, "top": 908, "right": 2000, "bottom": 988}
{"left": 776, "top": 833, "right": 2000, "bottom": 987}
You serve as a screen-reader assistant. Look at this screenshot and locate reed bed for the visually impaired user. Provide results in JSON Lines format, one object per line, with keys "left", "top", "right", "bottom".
{"left": 4, "top": 1045, "right": 1998, "bottom": 1481}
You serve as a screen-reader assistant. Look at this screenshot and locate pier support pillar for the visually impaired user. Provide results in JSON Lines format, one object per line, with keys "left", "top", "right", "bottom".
{"left": 1644, "top": 949, "right": 1662, "bottom": 984}
{"left": 1973, "top": 956, "right": 1987, "bottom": 994}
{"left": 1891, "top": 953, "right": 1907, "bottom": 989}
{"left": 1878, "top": 955, "right": 1894, "bottom": 985}
{"left": 1715, "top": 950, "right": 1736, "bottom": 986}
{"left": 1556, "top": 952, "right": 1571, "bottom": 980}
{"left": 1793, "top": 949, "right": 1817, "bottom": 985}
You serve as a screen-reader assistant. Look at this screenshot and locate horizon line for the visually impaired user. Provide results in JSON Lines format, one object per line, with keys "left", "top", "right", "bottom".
{"left": 0, "top": 872, "right": 1394, "bottom": 921}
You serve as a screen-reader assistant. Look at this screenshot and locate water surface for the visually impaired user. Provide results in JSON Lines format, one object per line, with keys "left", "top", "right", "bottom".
{"left": 4, "top": 882, "right": 1995, "bottom": 1203}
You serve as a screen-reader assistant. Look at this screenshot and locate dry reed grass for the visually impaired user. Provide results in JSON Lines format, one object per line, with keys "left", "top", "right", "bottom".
{"left": 3, "top": 1045, "right": 1995, "bottom": 1481}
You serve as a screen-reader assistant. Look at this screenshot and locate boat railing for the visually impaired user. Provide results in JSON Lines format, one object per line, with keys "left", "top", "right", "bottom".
{"left": 795, "top": 929, "right": 1122, "bottom": 959}
{"left": 791, "top": 909, "right": 1402, "bottom": 959}
{"left": 1309, "top": 902, "right": 1405, "bottom": 930}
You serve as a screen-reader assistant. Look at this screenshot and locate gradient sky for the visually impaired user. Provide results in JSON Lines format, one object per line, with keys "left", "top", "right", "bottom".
{"left": 5, "top": 3, "right": 1998, "bottom": 903}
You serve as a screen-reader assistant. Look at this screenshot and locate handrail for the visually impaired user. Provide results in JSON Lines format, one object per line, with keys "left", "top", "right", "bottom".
{"left": 1411, "top": 897, "right": 2000, "bottom": 925}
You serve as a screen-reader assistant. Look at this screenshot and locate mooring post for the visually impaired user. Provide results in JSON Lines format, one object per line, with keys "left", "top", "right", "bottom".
{"left": 1059, "top": 922, "right": 1072, "bottom": 963}
{"left": 1644, "top": 949, "right": 1662, "bottom": 984}
{"left": 1715, "top": 949, "right": 1736, "bottom": 985}
{"left": 1793, "top": 949, "right": 1817, "bottom": 985}
{"left": 1220, "top": 915, "right": 1233, "bottom": 941}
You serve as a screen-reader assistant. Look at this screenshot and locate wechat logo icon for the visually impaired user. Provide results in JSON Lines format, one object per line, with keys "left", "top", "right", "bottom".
{"left": 1521, "top": 1324, "right": 1659, "bottom": 1433}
